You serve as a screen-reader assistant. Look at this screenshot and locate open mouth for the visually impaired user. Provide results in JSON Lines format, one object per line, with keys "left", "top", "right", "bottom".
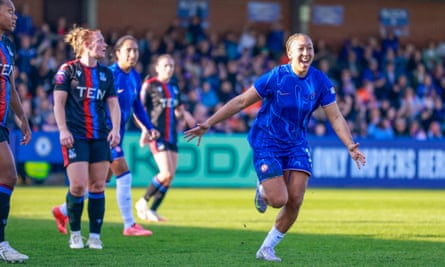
{"left": 300, "top": 58, "right": 311, "bottom": 67}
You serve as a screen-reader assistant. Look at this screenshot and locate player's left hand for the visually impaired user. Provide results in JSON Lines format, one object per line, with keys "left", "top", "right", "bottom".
{"left": 184, "top": 123, "right": 210, "bottom": 146}
{"left": 108, "top": 129, "right": 120, "bottom": 147}
{"left": 149, "top": 129, "right": 160, "bottom": 140}
{"left": 18, "top": 119, "right": 32, "bottom": 145}
{"left": 347, "top": 143, "right": 366, "bottom": 169}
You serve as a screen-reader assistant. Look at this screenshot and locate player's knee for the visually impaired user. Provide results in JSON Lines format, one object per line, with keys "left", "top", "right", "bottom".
{"left": 158, "top": 171, "right": 174, "bottom": 181}
{"left": 0, "top": 174, "right": 17, "bottom": 187}
{"left": 69, "top": 185, "right": 86, "bottom": 196}
{"left": 287, "top": 194, "right": 304, "bottom": 210}
{"left": 88, "top": 181, "right": 106, "bottom": 192}
{"left": 268, "top": 194, "right": 288, "bottom": 208}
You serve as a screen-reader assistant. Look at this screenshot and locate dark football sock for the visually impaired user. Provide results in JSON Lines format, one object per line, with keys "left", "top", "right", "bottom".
{"left": 143, "top": 176, "right": 162, "bottom": 201}
{"left": 88, "top": 192, "right": 105, "bottom": 234}
{"left": 150, "top": 185, "right": 169, "bottom": 211}
{"left": 66, "top": 192, "right": 85, "bottom": 232}
{"left": 0, "top": 184, "right": 13, "bottom": 242}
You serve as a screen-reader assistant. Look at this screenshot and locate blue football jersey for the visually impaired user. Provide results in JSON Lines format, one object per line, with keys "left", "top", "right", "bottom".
{"left": 108, "top": 63, "right": 153, "bottom": 139}
{"left": 248, "top": 64, "right": 336, "bottom": 155}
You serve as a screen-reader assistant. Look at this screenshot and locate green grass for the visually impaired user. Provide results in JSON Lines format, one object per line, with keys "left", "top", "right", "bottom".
{"left": 6, "top": 187, "right": 445, "bottom": 266}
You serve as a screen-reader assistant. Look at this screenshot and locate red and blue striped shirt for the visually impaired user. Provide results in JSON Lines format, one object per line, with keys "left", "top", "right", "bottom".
{"left": 0, "top": 34, "right": 15, "bottom": 127}
{"left": 54, "top": 59, "right": 117, "bottom": 140}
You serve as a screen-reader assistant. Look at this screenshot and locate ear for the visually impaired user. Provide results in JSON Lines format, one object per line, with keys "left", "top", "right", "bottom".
{"left": 83, "top": 41, "right": 91, "bottom": 50}
{"left": 287, "top": 49, "right": 293, "bottom": 60}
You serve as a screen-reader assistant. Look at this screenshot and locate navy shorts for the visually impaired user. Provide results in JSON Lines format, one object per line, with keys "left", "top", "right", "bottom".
{"left": 149, "top": 139, "right": 178, "bottom": 154}
{"left": 253, "top": 150, "right": 312, "bottom": 183}
{"left": 62, "top": 138, "right": 111, "bottom": 167}
{"left": 0, "top": 126, "right": 9, "bottom": 143}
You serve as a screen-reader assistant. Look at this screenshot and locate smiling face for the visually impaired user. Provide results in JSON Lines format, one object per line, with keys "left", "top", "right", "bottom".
{"left": 0, "top": 0, "right": 17, "bottom": 34}
{"left": 116, "top": 38, "right": 139, "bottom": 72}
{"left": 286, "top": 34, "right": 314, "bottom": 77}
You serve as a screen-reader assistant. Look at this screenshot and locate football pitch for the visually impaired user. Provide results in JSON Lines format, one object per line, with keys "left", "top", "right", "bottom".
{"left": 7, "top": 187, "right": 445, "bottom": 266}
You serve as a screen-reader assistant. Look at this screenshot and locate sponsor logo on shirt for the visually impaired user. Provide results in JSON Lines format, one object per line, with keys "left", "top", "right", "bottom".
{"left": 261, "top": 164, "right": 269, "bottom": 173}
{"left": 68, "top": 148, "right": 77, "bottom": 159}
{"left": 160, "top": 98, "right": 178, "bottom": 108}
{"left": 76, "top": 86, "right": 107, "bottom": 100}
{"left": 55, "top": 70, "right": 66, "bottom": 84}
{"left": 278, "top": 90, "right": 289, "bottom": 96}
{"left": 99, "top": 72, "right": 106, "bottom": 82}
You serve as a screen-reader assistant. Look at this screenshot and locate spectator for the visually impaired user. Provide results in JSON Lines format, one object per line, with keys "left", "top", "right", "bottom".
{"left": 409, "top": 120, "right": 427, "bottom": 140}
{"left": 427, "top": 120, "right": 442, "bottom": 139}
{"left": 15, "top": 3, "right": 34, "bottom": 37}
{"left": 16, "top": 34, "right": 36, "bottom": 74}
{"left": 185, "top": 15, "right": 206, "bottom": 45}
{"left": 7, "top": 15, "right": 445, "bottom": 143}
{"left": 198, "top": 80, "right": 219, "bottom": 110}
{"left": 265, "top": 21, "right": 285, "bottom": 60}
{"left": 217, "top": 79, "right": 236, "bottom": 104}
{"left": 223, "top": 30, "right": 239, "bottom": 60}
{"left": 367, "top": 118, "right": 395, "bottom": 139}
{"left": 380, "top": 29, "right": 399, "bottom": 54}
{"left": 41, "top": 113, "right": 58, "bottom": 132}
{"left": 238, "top": 25, "right": 256, "bottom": 55}
{"left": 393, "top": 117, "right": 410, "bottom": 138}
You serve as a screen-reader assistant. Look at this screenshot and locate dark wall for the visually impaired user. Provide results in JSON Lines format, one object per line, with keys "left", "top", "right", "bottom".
{"left": 12, "top": 0, "right": 445, "bottom": 49}
{"left": 96, "top": 0, "right": 291, "bottom": 37}
{"left": 310, "top": 0, "right": 445, "bottom": 49}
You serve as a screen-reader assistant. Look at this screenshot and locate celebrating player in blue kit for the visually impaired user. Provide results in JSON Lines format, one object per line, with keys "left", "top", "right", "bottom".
{"left": 52, "top": 35, "right": 158, "bottom": 237}
{"left": 185, "top": 33, "right": 366, "bottom": 262}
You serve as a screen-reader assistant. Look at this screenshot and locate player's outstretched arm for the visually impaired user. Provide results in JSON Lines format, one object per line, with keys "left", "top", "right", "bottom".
{"left": 324, "top": 103, "right": 366, "bottom": 169}
{"left": 184, "top": 87, "right": 261, "bottom": 146}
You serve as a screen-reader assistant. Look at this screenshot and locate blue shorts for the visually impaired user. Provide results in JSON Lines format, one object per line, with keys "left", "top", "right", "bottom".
{"left": 111, "top": 144, "right": 124, "bottom": 160}
{"left": 62, "top": 138, "right": 111, "bottom": 167}
{"left": 253, "top": 150, "right": 312, "bottom": 182}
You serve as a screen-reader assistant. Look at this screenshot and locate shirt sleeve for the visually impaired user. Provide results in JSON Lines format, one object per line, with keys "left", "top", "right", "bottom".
{"left": 53, "top": 63, "right": 71, "bottom": 92}
{"left": 253, "top": 67, "right": 277, "bottom": 99}
{"left": 133, "top": 97, "right": 154, "bottom": 130}
{"left": 318, "top": 72, "right": 337, "bottom": 107}
{"left": 105, "top": 68, "right": 117, "bottom": 98}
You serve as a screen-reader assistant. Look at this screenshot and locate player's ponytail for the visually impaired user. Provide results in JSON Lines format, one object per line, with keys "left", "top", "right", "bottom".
{"left": 64, "top": 25, "right": 96, "bottom": 58}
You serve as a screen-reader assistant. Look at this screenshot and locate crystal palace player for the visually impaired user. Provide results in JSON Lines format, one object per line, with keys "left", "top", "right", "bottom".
{"left": 52, "top": 35, "right": 157, "bottom": 237}
{"left": 0, "top": 0, "right": 32, "bottom": 263}
{"left": 53, "top": 26, "right": 121, "bottom": 250}
{"left": 135, "top": 54, "right": 195, "bottom": 222}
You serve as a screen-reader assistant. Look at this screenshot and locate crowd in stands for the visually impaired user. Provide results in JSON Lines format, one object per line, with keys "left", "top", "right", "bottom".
{"left": 9, "top": 9, "right": 445, "bottom": 141}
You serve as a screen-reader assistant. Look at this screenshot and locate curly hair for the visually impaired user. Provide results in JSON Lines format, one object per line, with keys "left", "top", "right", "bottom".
{"left": 64, "top": 25, "right": 97, "bottom": 58}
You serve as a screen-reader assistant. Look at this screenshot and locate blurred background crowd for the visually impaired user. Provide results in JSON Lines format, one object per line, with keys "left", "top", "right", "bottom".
{"left": 9, "top": 9, "right": 445, "bottom": 141}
